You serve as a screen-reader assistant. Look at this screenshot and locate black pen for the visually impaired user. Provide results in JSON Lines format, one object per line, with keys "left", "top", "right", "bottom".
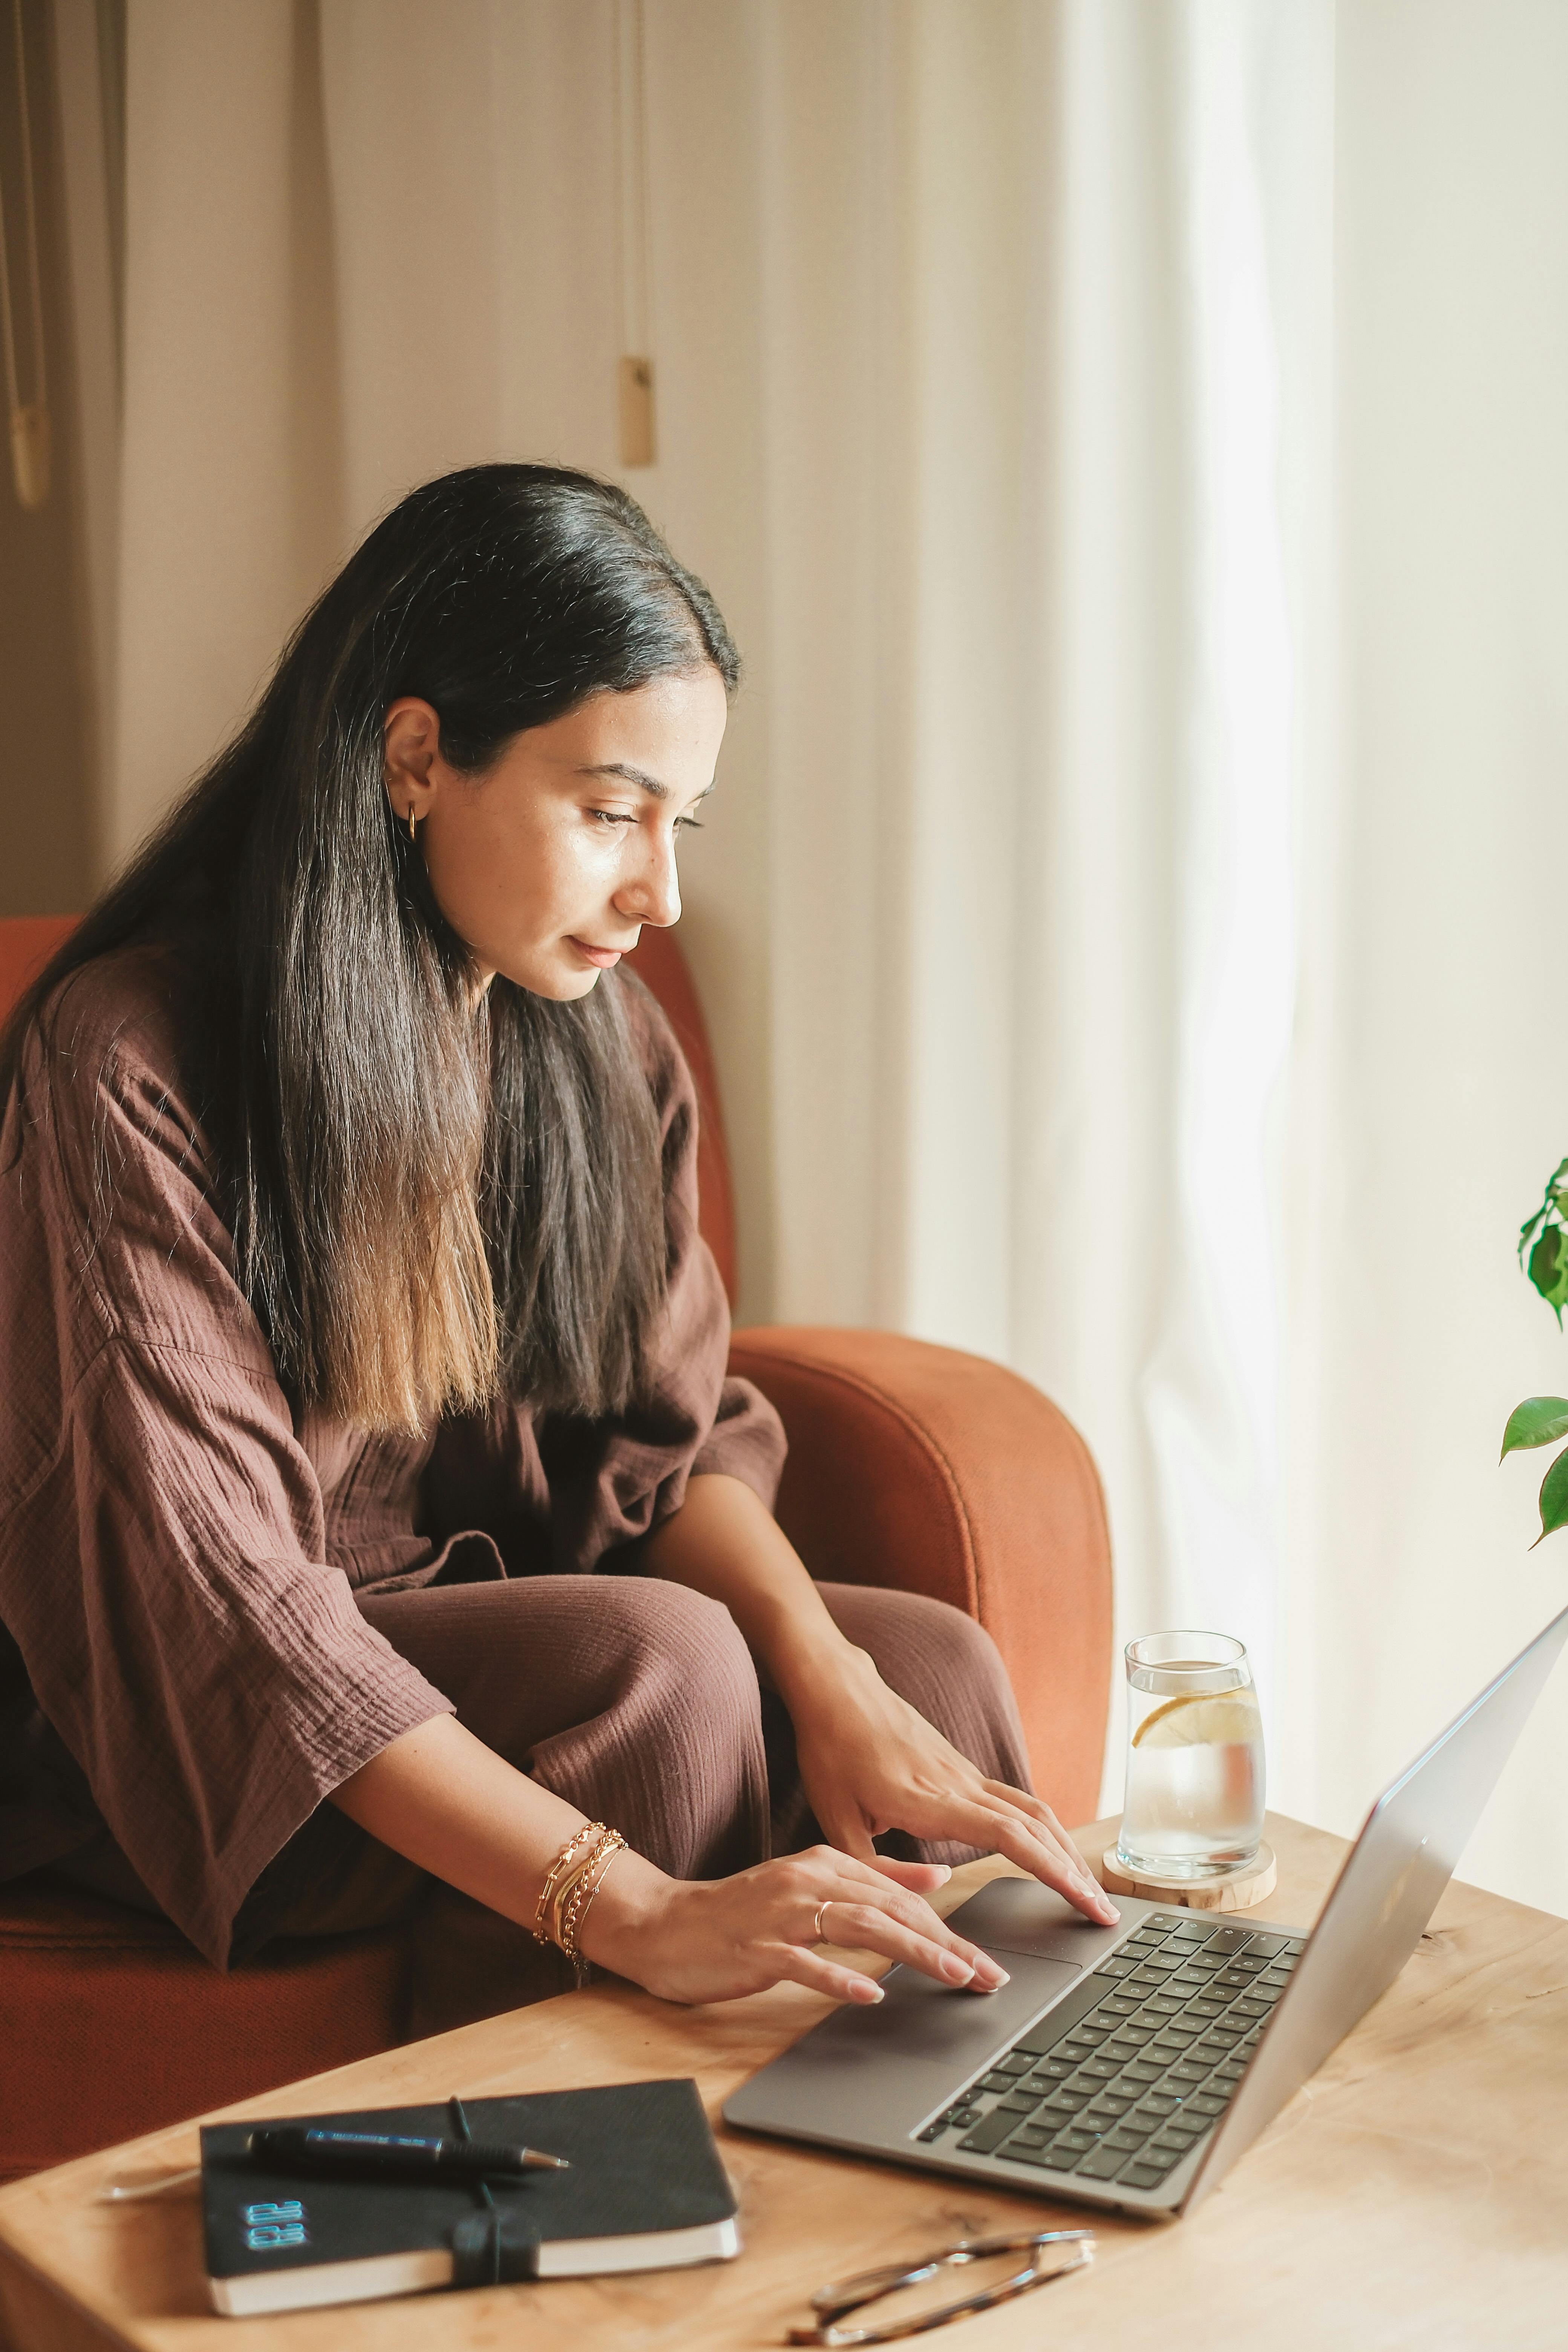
{"left": 245, "top": 2126, "right": 570, "bottom": 2182}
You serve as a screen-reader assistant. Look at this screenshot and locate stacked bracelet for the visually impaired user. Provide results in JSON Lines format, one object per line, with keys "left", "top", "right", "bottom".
{"left": 558, "top": 1831, "right": 626, "bottom": 1965}
{"left": 531, "top": 1821, "right": 605, "bottom": 1948}
{"left": 531, "top": 1822, "right": 628, "bottom": 1975}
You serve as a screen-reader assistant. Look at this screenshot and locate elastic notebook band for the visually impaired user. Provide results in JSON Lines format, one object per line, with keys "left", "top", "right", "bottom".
{"left": 446, "top": 2092, "right": 524, "bottom": 2289}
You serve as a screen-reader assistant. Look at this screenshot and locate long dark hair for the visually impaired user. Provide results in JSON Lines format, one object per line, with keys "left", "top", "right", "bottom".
{"left": 1, "top": 464, "right": 739, "bottom": 1432}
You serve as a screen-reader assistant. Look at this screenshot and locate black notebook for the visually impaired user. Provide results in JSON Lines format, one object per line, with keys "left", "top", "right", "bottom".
{"left": 201, "top": 2079, "right": 740, "bottom": 2317}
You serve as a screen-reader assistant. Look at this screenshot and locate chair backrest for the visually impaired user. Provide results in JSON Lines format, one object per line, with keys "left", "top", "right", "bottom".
{"left": 625, "top": 930, "right": 737, "bottom": 1304}
{"left": 0, "top": 916, "right": 80, "bottom": 1027}
{"left": 0, "top": 914, "right": 738, "bottom": 1305}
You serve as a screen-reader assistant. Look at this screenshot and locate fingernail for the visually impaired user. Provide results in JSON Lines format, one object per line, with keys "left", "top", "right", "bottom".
{"left": 1100, "top": 1900, "right": 1121, "bottom": 1921}
{"left": 931, "top": 1865, "right": 953, "bottom": 1882}
{"left": 863, "top": 1983, "right": 885, "bottom": 2003}
{"left": 983, "top": 1963, "right": 1010, "bottom": 1987}
{"left": 942, "top": 1954, "right": 975, "bottom": 1983}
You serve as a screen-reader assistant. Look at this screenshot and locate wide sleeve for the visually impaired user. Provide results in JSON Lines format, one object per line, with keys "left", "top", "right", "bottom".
{"left": 528, "top": 981, "right": 786, "bottom": 1572}
{"left": 0, "top": 967, "right": 452, "bottom": 1966}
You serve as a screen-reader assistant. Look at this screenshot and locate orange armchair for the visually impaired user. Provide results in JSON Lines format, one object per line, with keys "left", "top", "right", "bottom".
{"left": 0, "top": 915, "right": 1110, "bottom": 2180}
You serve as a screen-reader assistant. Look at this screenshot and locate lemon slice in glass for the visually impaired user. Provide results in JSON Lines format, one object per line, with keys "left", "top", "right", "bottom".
{"left": 1132, "top": 1691, "right": 1260, "bottom": 1748}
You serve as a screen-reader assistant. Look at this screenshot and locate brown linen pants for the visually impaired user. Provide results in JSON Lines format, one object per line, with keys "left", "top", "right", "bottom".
{"left": 60, "top": 1576, "right": 1031, "bottom": 2035}
{"left": 348, "top": 1574, "right": 1029, "bottom": 2034}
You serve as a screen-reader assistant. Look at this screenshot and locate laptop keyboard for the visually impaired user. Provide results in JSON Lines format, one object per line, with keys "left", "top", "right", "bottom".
{"left": 914, "top": 1911, "right": 1304, "bottom": 2193}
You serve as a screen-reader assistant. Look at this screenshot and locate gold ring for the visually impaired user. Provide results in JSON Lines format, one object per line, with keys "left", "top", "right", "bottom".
{"left": 813, "top": 1899, "right": 832, "bottom": 1942}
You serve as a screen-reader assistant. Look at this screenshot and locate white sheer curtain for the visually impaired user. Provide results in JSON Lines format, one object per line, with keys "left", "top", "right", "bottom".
{"left": 746, "top": 0, "right": 1334, "bottom": 1838}
{"left": 104, "top": 0, "right": 1568, "bottom": 1908}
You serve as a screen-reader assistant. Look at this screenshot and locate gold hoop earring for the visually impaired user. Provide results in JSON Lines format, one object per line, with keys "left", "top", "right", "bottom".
{"left": 407, "top": 807, "right": 418, "bottom": 842}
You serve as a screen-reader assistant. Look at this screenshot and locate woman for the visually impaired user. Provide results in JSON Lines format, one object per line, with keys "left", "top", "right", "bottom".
{"left": 0, "top": 465, "right": 1115, "bottom": 2025}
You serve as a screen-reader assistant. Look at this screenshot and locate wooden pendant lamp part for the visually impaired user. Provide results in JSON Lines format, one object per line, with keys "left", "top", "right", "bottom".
{"left": 0, "top": 0, "right": 50, "bottom": 510}
{"left": 619, "top": 356, "right": 655, "bottom": 471}
{"left": 615, "top": 0, "right": 655, "bottom": 469}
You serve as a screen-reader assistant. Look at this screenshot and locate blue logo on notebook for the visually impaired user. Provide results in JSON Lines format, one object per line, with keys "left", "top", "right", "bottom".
{"left": 242, "top": 2200, "right": 308, "bottom": 2251}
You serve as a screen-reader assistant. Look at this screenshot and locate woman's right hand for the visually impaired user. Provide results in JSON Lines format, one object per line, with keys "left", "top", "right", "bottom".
{"left": 580, "top": 1844, "right": 1012, "bottom": 2007}
{"left": 333, "top": 1718, "right": 1011, "bottom": 2008}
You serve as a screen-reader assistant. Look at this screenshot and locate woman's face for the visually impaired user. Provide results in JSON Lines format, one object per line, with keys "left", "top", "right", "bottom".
{"left": 383, "top": 666, "right": 728, "bottom": 1000}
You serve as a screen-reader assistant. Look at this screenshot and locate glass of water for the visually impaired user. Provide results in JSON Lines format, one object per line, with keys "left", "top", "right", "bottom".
{"left": 1117, "top": 1631, "right": 1265, "bottom": 1880}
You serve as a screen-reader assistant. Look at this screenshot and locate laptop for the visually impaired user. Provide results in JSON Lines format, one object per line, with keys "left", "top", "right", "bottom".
{"left": 726, "top": 1602, "right": 1568, "bottom": 2220}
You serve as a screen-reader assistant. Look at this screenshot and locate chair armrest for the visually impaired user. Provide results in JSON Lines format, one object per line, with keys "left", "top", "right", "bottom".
{"left": 727, "top": 1326, "right": 1112, "bottom": 1822}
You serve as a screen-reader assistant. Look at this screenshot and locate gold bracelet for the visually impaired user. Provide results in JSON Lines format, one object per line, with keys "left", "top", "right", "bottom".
{"left": 559, "top": 1831, "right": 627, "bottom": 1964}
{"left": 566, "top": 1834, "right": 626, "bottom": 1959}
{"left": 533, "top": 1822, "right": 600, "bottom": 1945}
{"left": 546, "top": 1827, "right": 614, "bottom": 1951}
{"left": 531, "top": 1822, "right": 605, "bottom": 1947}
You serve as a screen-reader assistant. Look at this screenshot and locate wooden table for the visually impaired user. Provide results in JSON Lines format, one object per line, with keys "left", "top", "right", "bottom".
{"left": 2, "top": 1811, "right": 1565, "bottom": 2352}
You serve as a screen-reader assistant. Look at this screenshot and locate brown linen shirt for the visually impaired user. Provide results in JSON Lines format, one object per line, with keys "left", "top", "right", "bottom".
{"left": 0, "top": 948, "right": 784, "bottom": 1966}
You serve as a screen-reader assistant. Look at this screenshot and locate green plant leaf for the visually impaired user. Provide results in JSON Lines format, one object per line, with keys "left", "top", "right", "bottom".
{"left": 1501, "top": 1397, "right": 1568, "bottom": 1459}
{"left": 1521, "top": 1204, "right": 1549, "bottom": 1256}
{"left": 1527, "top": 1226, "right": 1568, "bottom": 1324}
{"left": 1518, "top": 1159, "right": 1568, "bottom": 1266}
{"left": 1534, "top": 1446, "right": 1568, "bottom": 1546}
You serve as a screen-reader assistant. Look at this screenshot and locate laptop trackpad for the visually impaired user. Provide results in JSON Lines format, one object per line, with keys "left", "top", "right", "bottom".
{"left": 723, "top": 1953, "right": 1081, "bottom": 2142}
{"left": 947, "top": 1874, "right": 1116, "bottom": 1965}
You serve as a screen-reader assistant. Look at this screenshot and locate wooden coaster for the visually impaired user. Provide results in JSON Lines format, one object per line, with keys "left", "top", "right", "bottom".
{"left": 1100, "top": 1840, "right": 1277, "bottom": 1912}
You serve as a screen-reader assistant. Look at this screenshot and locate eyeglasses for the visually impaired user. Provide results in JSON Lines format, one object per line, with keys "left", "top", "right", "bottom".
{"left": 788, "top": 2228, "right": 1096, "bottom": 2346}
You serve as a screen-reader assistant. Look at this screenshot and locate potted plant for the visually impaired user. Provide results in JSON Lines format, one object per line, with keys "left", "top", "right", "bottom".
{"left": 1501, "top": 1158, "right": 1568, "bottom": 1540}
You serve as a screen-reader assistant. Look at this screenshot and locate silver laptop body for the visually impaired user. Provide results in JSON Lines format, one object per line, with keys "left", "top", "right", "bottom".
{"left": 725, "top": 1603, "right": 1568, "bottom": 2220}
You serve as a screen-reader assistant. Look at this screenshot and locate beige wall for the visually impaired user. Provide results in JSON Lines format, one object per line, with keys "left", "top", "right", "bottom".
{"left": 0, "top": 0, "right": 96, "bottom": 918}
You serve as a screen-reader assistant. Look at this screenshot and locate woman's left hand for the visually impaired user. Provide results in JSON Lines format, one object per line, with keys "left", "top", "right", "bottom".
{"left": 640, "top": 1474, "right": 1117, "bottom": 1927}
{"left": 786, "top": 1643, "right": 1119, "bottom": 1927}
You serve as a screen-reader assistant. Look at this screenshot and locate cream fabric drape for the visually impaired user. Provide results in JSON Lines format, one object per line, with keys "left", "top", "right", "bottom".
{"left": 106, "top": 0, "right": 1568, "bottom": 1910}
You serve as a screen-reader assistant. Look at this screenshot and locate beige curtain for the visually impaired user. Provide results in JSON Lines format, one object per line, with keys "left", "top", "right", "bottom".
{"left": 107, "top": 0, "right": 1568, "bottom": 1910}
